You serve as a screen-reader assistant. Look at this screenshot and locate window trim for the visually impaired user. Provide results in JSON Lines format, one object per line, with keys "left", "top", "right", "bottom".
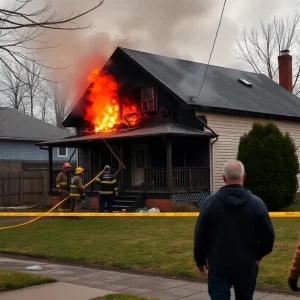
{"left": 57, "top": 147, "right": 68, "bottom": 158}
{"left": 141, "top": 86, "right": 157, "bottom": 112}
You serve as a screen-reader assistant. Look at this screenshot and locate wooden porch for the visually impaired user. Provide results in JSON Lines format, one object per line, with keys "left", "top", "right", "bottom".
{"left": 49, "top": 134, "right": 211, "bottom": 194}
{"left": 144, "top": 167, "right": 209, "bottom": 193}
{"left": 51, "top": 166, "right": 210, "bottom": 193}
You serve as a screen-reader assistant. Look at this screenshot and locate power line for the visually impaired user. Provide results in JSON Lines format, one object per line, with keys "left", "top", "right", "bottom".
{"left": 195, "top": 0, "right": 227, "bottom": 99}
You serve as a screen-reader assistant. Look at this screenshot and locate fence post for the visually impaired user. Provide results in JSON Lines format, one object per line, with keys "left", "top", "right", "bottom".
{"left": 20, "top": 170, "right": 23, "bottom": 205}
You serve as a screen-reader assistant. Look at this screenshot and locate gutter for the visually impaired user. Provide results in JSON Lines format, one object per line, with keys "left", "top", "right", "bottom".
{"left": 196, "top": 116, "right": 218, "bottom": 195}
{"left": 39, "top": 145, "right": 49, "bottom": 151}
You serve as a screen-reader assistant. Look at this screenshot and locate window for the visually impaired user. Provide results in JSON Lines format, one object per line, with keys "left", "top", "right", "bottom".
{"left": 141, "top": 86, "right": 156, "bottom": 112}
{"left": 58, "top": 147, "right": 68, "bottom": 157}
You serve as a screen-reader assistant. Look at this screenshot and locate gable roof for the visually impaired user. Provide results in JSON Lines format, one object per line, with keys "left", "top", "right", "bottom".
{"left": 0, "top": 108, "right": 72, "bottom": 141}
{"left": 119, "top": 47, "right": 300, "bottom": 120}
{"left": 38, "top": 122, "right": 215, "bottom": 147}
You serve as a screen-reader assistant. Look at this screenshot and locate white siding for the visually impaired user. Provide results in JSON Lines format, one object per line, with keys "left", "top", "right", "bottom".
{"left": 196, "top": 112, "right": 300, "bottom": 192}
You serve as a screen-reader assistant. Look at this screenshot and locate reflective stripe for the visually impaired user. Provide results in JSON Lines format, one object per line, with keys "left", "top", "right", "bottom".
{"left": 100, "top": 180, "right": 115, "bottom": 184}
{"left": 70, "top": 185, "right": 77, "bottom": 188}
{"left": 60, "top": 182, "right": 68, "bottom": 186}
{"left": 114, "top": 188, "right": 118, "bottom": 190}
{"left": 56, "top": 185, "right": 60, "bottom": 188}
{"left": 69, "top": 193, "right": 81, "bottom": 197}
{"left": 99, "top": 191, "right": 114, "bottom": 194}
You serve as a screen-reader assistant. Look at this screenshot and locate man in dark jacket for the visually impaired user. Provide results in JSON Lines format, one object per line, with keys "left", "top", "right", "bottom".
{"left": 194, "top": 159, "right": 275, "bottom": 300}
{"left": 96, "top": 165, "right": 118, "bottom": 212}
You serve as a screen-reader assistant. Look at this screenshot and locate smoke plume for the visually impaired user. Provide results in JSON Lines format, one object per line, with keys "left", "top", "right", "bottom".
{"left": 36, "top": 0, "right": 239, "bottom": 102}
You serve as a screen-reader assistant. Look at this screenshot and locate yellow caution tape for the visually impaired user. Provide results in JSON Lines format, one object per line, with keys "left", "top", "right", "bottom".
{"left": 0, "top": 212, "right": 299, "bottom": 217}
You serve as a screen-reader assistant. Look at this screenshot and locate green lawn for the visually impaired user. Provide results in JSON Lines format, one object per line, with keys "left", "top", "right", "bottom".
{"left": 280, "top": 203, "right": 300, "bottom": 211}
{"left": 0, "top": 217, "right": 298, "bottom": 291}
{"left": 0, "top": 269, "right": 56, "bottom": 291}
{"left": 91, "top": 294, "right": 159, "bottom": 300}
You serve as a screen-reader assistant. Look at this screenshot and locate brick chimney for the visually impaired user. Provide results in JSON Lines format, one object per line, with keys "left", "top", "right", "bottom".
{"left": 278, "top": 49, "right": 293, "bottom": 92}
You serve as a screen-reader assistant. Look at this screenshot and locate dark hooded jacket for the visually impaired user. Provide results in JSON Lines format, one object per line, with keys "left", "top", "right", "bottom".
{"left": 194, "top": 185, "right": 275, "bottom": 277}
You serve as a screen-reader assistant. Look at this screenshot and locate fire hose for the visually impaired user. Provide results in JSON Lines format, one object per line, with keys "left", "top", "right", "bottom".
{"left": 0, "top": 171, "right": 104, "bottom": 231}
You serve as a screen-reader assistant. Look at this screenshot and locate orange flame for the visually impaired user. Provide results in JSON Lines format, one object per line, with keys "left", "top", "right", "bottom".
{"left": 84, "top": 69, "right": 139, "bottom": 133}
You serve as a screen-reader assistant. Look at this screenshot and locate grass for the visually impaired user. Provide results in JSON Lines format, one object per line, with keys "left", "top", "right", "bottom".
{"left": 91, "top": 294, "right": 159, "bottom": 300}
{"left": 0, "top": 269, "right": 56, "bottom": 291}
{"left": 0, "top": 217, "right": 298, "bottom": 291}
{"left": 280, "top": 203, "right": 300, "bottom": 211}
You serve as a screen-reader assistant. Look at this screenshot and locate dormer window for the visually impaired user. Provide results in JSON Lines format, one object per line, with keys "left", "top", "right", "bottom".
{"left": 141, "top": 86, "right": 156, "bottom": 112}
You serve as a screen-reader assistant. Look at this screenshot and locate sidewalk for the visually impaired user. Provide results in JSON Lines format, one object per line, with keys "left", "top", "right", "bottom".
{"left": 0, "top": 257, "right": 299, "bottom": 300}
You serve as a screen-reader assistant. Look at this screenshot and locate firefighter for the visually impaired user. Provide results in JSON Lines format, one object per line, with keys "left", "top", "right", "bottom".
{"left": 69, "top": 167, "right": 85, "bottom": 218}
{"left": 96, "top": 165, "right": 118, "bottom": 212}
{"left": 55, "top": 162, "right": 72, "bottom": 211}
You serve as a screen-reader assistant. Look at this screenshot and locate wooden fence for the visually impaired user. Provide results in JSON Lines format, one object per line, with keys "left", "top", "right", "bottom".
{"left": 0, "top": 171, "right": 48, "bottom": 207}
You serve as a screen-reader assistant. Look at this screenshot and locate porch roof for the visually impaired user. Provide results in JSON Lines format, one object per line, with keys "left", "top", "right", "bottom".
{"left": 37, "top": 123, "right": 215, "bottom": 147}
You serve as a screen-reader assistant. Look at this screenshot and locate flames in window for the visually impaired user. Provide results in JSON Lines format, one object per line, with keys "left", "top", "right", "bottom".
{"left": 83, "top": 69, "right": 140, "bottom": 133}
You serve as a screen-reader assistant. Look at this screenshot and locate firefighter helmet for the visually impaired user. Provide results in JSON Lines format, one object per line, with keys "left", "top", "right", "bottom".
{"left": 104, "top": 165, "right": 111, "bottom": 171}
{"left": 63, "top": 162, "right": 72, "bottom": 169}
{"left": 75, "top": 167, "right": 84, "bottom": 174}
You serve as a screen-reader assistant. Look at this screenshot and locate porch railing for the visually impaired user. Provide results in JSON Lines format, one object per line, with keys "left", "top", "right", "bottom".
{"left": 144, "top": 168, "right": 167, "bottom": 191}
{"left": 144, "top": 167, "right": 210, "bottom": 192}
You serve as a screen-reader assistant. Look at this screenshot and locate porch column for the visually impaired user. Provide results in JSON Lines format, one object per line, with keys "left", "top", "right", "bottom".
{"left": 88, "top": 148, "right": 92, "bottom": 191}
{"left": 48, "top": 147, "right": 53, "bottom": 189}
{"left": 120, "top": 142, "right": 124, "bottom": 192}
{"left": 167, "top": 139, "right": 173, "bottom": 193}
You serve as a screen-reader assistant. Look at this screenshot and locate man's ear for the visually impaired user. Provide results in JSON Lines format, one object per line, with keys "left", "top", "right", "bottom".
{"left": 222, "top": 174, "right": 226, "bottom": 183}
{"left": 243, "top": 173, "right": 246, "bottom": 182}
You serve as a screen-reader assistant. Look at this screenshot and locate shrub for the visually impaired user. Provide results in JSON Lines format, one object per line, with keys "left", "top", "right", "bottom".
{"left": 237, "top": 122, "right": 299, "bottom": 210}
{"left": 173, "top": 202, "right": 199, "bottom": 212}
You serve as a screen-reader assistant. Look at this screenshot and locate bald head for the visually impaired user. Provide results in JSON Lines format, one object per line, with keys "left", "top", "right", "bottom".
{"left": 222, "top": 159, "right": 246, "bottom": 185}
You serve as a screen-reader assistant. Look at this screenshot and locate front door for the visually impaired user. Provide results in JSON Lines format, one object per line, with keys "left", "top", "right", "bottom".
{"left": 132, "top": 144, "right": 147, "bottom": 187}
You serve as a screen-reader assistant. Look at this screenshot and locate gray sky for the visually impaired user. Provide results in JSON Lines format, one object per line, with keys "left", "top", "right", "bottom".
{"left": 38, "top": 0, "right": 299, "bottom": 68}
{"left": 0, "top": 0, "right": 299, "bottom": 95}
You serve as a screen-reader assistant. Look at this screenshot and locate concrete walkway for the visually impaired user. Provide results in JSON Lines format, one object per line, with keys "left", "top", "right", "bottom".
{"left": 1, "top": 282, "right": 115, "bottom": 300}
{"left": 0, "top": 257, "right": 299, "bottom": 300}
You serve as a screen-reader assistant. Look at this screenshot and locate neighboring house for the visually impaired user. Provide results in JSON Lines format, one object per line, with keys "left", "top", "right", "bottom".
{"left": 38, "top": 47, "right": 300, "bottom": 211}
{"left": 0, "top": 107, "right": 77, "bottom": 171}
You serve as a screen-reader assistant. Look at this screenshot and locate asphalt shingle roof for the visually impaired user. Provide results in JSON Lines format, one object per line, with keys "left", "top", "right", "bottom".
{"left": 38, "top": 122, "right": 214, "bottom": 146}
{"left": 0, "top": 108, "right": 72, "bottom": 141}
{"left": 120, "top": 47, "right": 300, "bottom": 119}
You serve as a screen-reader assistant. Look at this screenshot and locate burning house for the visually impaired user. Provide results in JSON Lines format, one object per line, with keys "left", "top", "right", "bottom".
{"left": 39, "top": 47, "right": 300, "bottom": 211}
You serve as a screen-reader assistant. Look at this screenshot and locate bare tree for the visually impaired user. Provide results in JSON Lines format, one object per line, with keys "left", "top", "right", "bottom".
{"left": 0, "top": 0, "right": 104, "bottom": 79}
{"left": 0, "top": 62, "right": 28, "bottom": 111}
{"left": 236, "top": 12, "right": 300, "bottom": 91}
{"left": 24, "top": 57, "right": 43, "bottom": 116}
{"left": 39, "top": 86, "right": 50, "bottom": 122}
{"left": 48, "top": 82, "right": 70, "bottom": 128}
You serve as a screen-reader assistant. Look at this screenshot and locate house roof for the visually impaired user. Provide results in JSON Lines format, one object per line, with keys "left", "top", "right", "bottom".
{"left": 38, "top": 122, "right": 215, "bottom": 146}
{"left": 0, "top": 108, "right": 73, "bottom": 142}
{"left": 119, "top": 47, "right": 300, "bottom": 120}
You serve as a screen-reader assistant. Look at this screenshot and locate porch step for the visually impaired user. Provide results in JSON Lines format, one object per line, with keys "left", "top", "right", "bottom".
{"left": 112, "top": 192, "right": 144, "bottom": 212}
{"left": 112, "top": 204, "right": 132, "bottom": 212}
{"left": 114, "top": 200, "right": 136, "bottom": 204}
